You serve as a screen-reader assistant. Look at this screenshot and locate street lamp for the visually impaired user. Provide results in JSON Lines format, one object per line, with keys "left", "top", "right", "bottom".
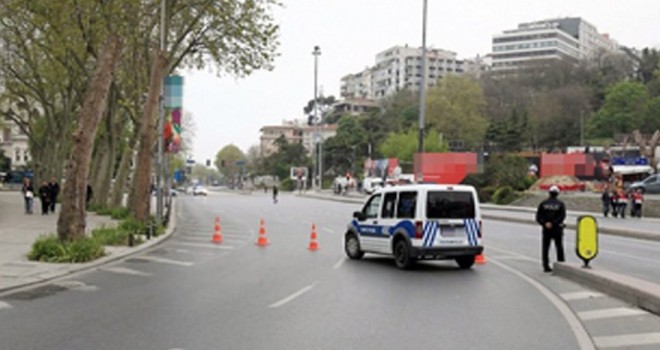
{"left": 417, "top": 0, "right": 428, "bottom": 183}
{"left": 312, "top": 45, "right": 321, "bottom": 190}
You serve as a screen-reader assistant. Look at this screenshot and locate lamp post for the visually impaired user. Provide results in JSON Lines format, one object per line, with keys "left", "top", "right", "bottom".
{"left": 313, "top": 45, "right": 321, "bottom": 190}
{"left": 417, "top": 0, "right": 428, "bottom": 183}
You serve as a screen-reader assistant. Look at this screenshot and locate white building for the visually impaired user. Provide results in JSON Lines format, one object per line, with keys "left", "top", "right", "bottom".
{"left": 259, "top": 120, "right": 337, "bottom": 157}
{"left": 0, "top": 119, "right": 31, "bottom": 169}
{"left": 341, "top": 45, "right": 483, "bottom": 100}
{"left": 492, "top": 17, "right": 620, "bottom": 71}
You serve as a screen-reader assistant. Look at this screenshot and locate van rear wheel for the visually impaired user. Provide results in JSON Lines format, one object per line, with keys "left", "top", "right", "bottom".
{"left": 456, "top": 255, "right": 475, "bottom": 269}
{"left": 394, "top": 239, "right": 415, "bottom": 269}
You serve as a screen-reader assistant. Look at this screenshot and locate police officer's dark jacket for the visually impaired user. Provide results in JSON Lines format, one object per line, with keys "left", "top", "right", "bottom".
{"left": 535, "top": 196, "right": 566, "bottom": 231}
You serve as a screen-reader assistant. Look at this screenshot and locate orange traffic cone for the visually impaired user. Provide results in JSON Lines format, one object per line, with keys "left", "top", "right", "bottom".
{"left": 475, "top": 252, "right": 486, "bottom": 265}
{"left": 308, "top": 223, "right": 319, "bottom": 251}
{"left": 211, "top": 216, "right": 223, "bottom": 244}
{"left": 256, "top": 218, "right": 269, "bottom": 246}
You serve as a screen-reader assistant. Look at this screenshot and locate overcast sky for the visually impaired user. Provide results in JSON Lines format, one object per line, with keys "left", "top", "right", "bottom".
{"left": 183, "top": 0, "right": 660, "bottom": 163}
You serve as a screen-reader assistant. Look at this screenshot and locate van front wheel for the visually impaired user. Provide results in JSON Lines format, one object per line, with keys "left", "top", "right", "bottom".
{"left": 456, "top": 255, "right": 475, "bottom": 269}
{"left": 394, "top": 239, "right": 415, "bottom": 269}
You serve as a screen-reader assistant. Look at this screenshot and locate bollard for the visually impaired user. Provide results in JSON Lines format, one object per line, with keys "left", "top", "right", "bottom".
{"left": 147, "top": 221, "right": 153, "bottom": 240}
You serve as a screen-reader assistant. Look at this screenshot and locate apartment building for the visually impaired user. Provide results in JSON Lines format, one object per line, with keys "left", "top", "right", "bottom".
{"left": 492, "top": 17, "right": 620, "bottom": 71}
{"left": 341, "top": 45, "right": 483, "bottom": 100}
{"left": 0, "top": 118, "right": 31, "bottom": 170}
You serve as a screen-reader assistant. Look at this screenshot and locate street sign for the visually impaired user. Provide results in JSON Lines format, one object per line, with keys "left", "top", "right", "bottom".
{"left": 576, "top": 215, "right": 598, "bottom": 268}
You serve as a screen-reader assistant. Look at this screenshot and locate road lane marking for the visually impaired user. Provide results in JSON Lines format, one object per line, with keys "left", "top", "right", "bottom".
{"left": 170, "top": 241, "right": 235, "bottom": 250}
{"left": 269, "top": 283, "right": 316, "bottom": 308}
{"left": 53, "top": 281, "right": 99, "bottom": 292}
{"left": 487, "top": 245, "right": 537, "bottom": 262}
{"left": 0, "top": 301, "right": 11, "bottom": 310}
{"left": 323, "top": 227, "right": 335, "bottom": 234}
{"left": 578, "top": 307, "right": 647, "bottom": 321}
{"left": 594, "top": 332, "right": 660, "bottom": 348}
{"left": 101, "top": 267, "right": 152, "bottom": 277}
{"left": 133, "top": 256, "right": 194, "bottom": 267}
{"left": 489, "top": 258, "right": 595, "bottom": 350}
{"left": 561, "top": 291, "right": 605, "bottom": 301}
{"left": 333, "top": 258, "right": 345, "bottom": 270}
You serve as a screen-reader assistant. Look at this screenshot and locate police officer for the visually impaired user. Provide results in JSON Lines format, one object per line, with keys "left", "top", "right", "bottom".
{"left": 535, "top": 185, "right": 566, "bottom": 272}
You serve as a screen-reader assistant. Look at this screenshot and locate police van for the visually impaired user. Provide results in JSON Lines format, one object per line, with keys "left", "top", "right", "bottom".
{"left": 344, "top": 184, "right": 483, "bottom": 269}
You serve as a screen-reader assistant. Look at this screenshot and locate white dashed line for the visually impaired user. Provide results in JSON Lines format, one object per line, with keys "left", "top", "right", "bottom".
{"left": 269, "top": 283, "right": 316, "bottom": 308}
{"left": 0, "top": 301, "right": 12, "bottom": 310}
{"left": 53, "top": 281, "right": 99, "bottom": 292}
{"left": 171, "top": 241, "right": 235, "bottom": 250}
{"left": 561, "top": 291, "right": 605, "bottom": 301}
{"left": 333, "top": 258, "right": 345, "bottom": 270}
{"left": 101, "top": 267, "right": 152, "bottom": 277}
{"left": 594, "top": 332, "right": 660, "bottom": 348}
{"left": 322, "top": 227, "right": 335, "bottom": 234}
{"left": 134, "top": 256, "right": 194, "bottom": 267}
{"left": 578, "top": 307, "right": 647, "bottom": 321}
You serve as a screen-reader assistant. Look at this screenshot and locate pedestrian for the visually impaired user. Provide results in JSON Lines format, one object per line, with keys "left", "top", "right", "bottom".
{"left": 86, "top": 184, "right": 93, "bottom": 209}
{"left": 535, "top": 185, "right": 566, "bottom": 273}
{"left": 616, "top": 188, "right": 627, "bottom": 219}
{"left": 38, "top": 181, "right": 50, "bottom": 215}
{"left": 630, "top": 188, "right": 644, "bottom": 218}
{"left": 272, "top": 184, "right": 278, "bottom": 204}
{"left": 601, "top": 190, "right": 610, "bottom": 217}
{"left": 21, "top": 177, "right": 34, "bottom": 214}
{"left": 610, "top": 190, "right": 619, "bottom": 218}
{"left": 47, "top": 176, "right": 60, "bottom": 213}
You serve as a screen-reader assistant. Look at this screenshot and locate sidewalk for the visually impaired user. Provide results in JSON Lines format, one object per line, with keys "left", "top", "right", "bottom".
{"left": 0, "top": 192, "right": 176, "bottom": 293}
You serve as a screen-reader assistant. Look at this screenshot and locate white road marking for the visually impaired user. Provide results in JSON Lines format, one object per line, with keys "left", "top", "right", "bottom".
{"left": 101, "top": 267, "right": 152, "bottom": 277}
{"left": 322, "top": 227, "right": 335, "bottom": 234}
{"left": 53, "top": 281, "right": 99, "bottom": 292}
{"left": 487, "top": 245, "right": 537, "bottom": 262}
{"left": 171, "top": 241, "right": 234, "bottom": 250}
{"left": 333, "top": 258, "right": 345, "bottom": 270}
{"left": 489, "top": 258, "right": 595, "bottom": 350}
{"left": 578, "top": 307, "right": 647, "bottom": 321}
{"left": 0, "top": 301, "right": 12, "bottom": 310}
{"left": 561, "top": 291, "right": 605, "bottom": 301}
{"left": 269, "top": 283, "right": 316, "bottom": 308}
{"left": 594, "top": 332, "right": 660, "bottom": 348}
{"left": 134, "top": 256, "right": 194, "bottom": 267}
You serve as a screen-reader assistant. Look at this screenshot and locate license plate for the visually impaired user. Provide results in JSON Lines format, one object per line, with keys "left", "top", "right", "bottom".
{"left": 440, "top": 226, "right": 461, "bottom": 238}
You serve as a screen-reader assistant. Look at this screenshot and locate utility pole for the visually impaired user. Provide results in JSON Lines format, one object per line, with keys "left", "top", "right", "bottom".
{"left": 417, "top": 0, "right": 428, "bottom": 183}
{"left": 156, "top": 0, "right": 166, "bottom": 223}
{"left": 313, "top": 46, "right": 321, "bottom": 190}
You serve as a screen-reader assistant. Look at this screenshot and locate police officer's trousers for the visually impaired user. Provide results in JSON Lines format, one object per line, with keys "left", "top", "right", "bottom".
{"left": 542, "top": 229, "right": 565, "bottom": 270}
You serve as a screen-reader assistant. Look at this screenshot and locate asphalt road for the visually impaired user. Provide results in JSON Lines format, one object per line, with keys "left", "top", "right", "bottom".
{"left": 2, "top": 192, "right": 660, "bottom": 349}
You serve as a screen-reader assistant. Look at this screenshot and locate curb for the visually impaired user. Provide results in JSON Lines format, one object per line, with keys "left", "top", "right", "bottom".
{"left": 0, "top": 200, "right": 179, "bottom": 295}
{"left": 554, "top": 262, "right": 660, "bottom": 316}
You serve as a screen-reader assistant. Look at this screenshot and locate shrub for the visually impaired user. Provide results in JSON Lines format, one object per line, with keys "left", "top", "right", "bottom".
{"left": 280, "top": 177, "right": 294, "bottom": 191}
{"left": 92, "top": 226, "right": 131, "bottom": 246}
{"left": 28, "top": 235, "right": 105, "bottom": 263}
{"left": 492, "top": 186, "right": 520, "bottom": 205}
{"left": 110, "top": 207, "right": 131, "bottom": 220}
{"left": 478, "top": 186, "right": 498, "bottom": 203}
{"left": 461, "top": 173, "right": 490, "bottom": 189}
{"left": 486, "top": 154, "right": 529, "bottom": 190}
{"left": 119, "top": 217, "right": 144, "bottom": 235}
{"left": 96, "top": 206, "right": 113, "bottom": 216}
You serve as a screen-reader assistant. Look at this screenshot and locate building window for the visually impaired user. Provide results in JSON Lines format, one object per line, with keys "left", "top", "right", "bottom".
{"left": 15, "top": 149, "right": 20, "bottom": 162}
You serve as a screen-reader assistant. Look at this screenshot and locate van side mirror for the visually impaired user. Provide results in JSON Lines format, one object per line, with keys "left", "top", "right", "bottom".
{"left": 353, "top": 211, "right": 366, "bottom": 221}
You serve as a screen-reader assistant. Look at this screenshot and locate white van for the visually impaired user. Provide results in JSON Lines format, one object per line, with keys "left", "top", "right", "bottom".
{"left": 344, "top": 184, "right": 483, "bottom": 269}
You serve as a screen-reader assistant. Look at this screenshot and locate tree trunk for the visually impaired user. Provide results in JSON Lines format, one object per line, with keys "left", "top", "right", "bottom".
{"left": 130, "top": 50, "right": 167, "bottom": 222}
{"left": 111, "top": 127, "right": 138, "bottom": 208}
{"left": 57, "top": 35, "right": 124, "bottom": 241}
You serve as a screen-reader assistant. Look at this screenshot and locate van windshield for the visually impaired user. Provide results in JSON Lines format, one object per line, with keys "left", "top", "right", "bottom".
{"left": 426, "top": 191, "right": 475, "bottom": 219}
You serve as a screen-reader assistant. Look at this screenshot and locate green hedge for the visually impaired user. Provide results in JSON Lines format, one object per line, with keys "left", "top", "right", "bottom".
{"left": 28, "top": 235, "right": 105, "bottom": 263}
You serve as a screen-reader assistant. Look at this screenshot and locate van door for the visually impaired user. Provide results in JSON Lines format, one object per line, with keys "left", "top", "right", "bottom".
{"left": 375, "top": 191, "right": 398, "bottom": 253}
{"left": 355, "top": 193, "right": 382, "bottom": 252}
{"left": 426, "top": 190, "right": 480, "bottom": 247}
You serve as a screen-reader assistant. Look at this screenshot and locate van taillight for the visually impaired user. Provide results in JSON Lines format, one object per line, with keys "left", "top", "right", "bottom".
{"left": 478, "top": 220, "right": 482, "bottom": 239}
{"left": 415, "top": 221, "right": 423, "bottom": 239}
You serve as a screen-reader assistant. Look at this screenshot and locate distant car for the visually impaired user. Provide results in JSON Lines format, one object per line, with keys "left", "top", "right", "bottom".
{"left": 629, "top": 174, "right": 660, "bottom": 194}
{"left": 193, "top": 186, "right": 208, "bottom": 196}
